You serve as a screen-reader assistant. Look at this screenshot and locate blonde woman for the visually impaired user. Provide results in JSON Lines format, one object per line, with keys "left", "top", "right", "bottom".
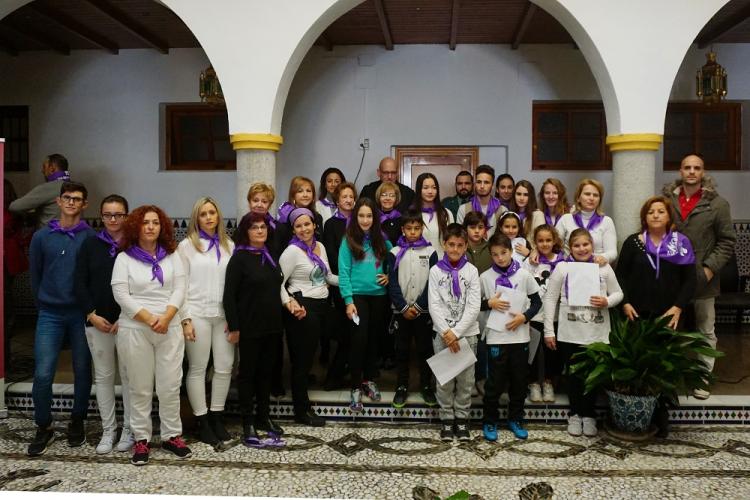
{"left": 177, "top": 197, "right": 235, "bottom": 446}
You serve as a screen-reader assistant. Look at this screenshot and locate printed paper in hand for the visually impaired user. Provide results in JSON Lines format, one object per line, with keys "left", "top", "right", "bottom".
{"left": 486, "top": 286, "right": 525, "bottom": 343}
{"left": 566, "top": 262, "right": 600, "bottom": 306}
{"left": 427, "top": 337, "right": 477, "bottom": 386}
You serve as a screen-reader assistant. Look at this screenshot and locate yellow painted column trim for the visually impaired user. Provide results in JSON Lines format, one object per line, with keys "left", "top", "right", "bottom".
{"left": 605, "top": 133, "right": 662, "bottom": 152}
{"left": 230, "top": 133, "right": 284, "bottom": 152}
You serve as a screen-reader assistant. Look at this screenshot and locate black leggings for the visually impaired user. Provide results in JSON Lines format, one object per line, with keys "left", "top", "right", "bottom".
{"left": 394, "top": 314, "right": 433, "bottom": 388}
{"left": 284, "top": 297, "right": 327, "bottom": 415}
{"left": 529, "top": 321, "right": 562, "bottom": 384}
{"left": 349, "top": 294, "right": 388, "bottom": 389}
{"left": 238, "top": 331, "right": 278, "bottom": 422}
{"left": 559, "top": 341, "right": 597, "bottom": 418}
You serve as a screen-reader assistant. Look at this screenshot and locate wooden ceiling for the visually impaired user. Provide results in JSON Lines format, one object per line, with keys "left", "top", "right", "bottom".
{"left": 0, "top": 0, "right": 748, "bottom": 56}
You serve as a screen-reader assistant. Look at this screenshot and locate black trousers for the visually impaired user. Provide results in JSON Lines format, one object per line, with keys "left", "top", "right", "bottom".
{"left": 349, "top": 294, "right": 388, "bottom": 389}
{"left": 483, "top": 342, "right": 529, "bottom": 423}
{"left": 325, "top": 288, "right": 350, "bottom": 387}
{"left": 285, "top": 297, "right": 327, "bottom": 415}
{"left": 394, "top": 314, "right": 433, "bottom": 388}
{"left": 529, "top": 321, "right": 562, "bottom": 383}
{"left": 238, "top": 331, "right": 278, "bottom": 422}
{"left": 559, "top": 341, "right": 597, "bottom": 418}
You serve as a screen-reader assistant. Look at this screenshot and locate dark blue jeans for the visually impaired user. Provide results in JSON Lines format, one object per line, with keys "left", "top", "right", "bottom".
{"left": 32, "top": 308, "right": 92, "bottom": 427}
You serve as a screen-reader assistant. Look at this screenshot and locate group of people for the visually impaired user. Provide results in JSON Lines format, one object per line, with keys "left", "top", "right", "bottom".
{"left": 13, "top": 151, "right": 735, "bottom": 465}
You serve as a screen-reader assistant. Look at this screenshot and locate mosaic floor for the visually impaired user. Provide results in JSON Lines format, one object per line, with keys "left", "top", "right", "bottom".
{"left": 1, "top": 414, "right": 750, "bottom": 499}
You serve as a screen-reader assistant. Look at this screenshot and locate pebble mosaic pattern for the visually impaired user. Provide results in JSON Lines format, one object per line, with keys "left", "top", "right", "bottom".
{"left": 2, "top": 414, "right": 750, "bottom": 498}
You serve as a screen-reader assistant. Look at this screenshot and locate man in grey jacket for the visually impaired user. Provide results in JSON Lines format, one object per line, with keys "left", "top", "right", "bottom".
{"left": 663, "top": 153, "right": 736, "bottom": 399}
{"left": 9, "top": 154, "right": 71, "bottom": 228}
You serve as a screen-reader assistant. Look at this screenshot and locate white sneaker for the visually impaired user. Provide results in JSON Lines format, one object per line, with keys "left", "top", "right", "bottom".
{"left": 582, "top": 417, "right": 598, "bottom": 437}
{"left": 693, "top": 388, "right": 710, "bottom": 400}
{"left": 567, "top": 414, "right": 583, "bottom": 436}
{"left": 528, "top": 383, "right": 543, "bottom": 402}
{"left": 115, "top": 427, "right": 135, "bottom": 452}
{"left": 96, "top": 429, "right": 116, "bottom": 454}
{"left": 542, "top": 381, "right": 555, "bottom": 402}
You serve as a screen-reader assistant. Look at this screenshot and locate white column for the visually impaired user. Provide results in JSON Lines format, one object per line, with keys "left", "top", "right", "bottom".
{"left": 236, "top": 149, "right": 277, "bottom": 219}
{"left": 611, "top": 149, "right": 657, "bottom": 246}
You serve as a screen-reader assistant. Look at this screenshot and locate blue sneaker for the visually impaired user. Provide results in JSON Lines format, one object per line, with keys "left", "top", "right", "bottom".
{"left": 482, "top": 423, "right": 498, "bottom": 442}
{"left": 508, "top": 420, "right": 528, "bottom": 440}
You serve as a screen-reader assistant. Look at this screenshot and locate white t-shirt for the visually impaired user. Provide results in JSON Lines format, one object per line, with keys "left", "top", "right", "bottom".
{"left": 279, "top": 242, "right": 338, "bottom": 303}
{"left": 177, "top": 237, "right": 234, "bottom": 320}
{"left": 480, "top": 266, "right": 540, "bottom": 344}
{"left": 422, "top": 207, "right": 454, "bottom": 259}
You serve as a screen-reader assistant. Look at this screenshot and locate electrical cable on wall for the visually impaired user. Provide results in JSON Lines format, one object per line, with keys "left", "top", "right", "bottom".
{"left": 353, "top": 144, "right": 367, "bottom": 185}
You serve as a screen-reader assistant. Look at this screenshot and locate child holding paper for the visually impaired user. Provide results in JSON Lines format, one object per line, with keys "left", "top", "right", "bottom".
{"left": 428, "top": 223, "right": 481, "bottom": 441}
{"left": 386, "top": 209, "right": 438, "bottom": 408}
{"left": 498, "top": 212, "right": 532, "bottom": 264}
{"left": 543, "top": 228, "right": 623, "bottom": 437}
{"left": 480, "top": 233, "right": 542, "bottom": 441}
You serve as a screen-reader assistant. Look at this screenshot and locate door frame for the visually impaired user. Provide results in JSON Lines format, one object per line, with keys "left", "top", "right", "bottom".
{"left": 394, "top": 146, "right": 480, "bottom": 189}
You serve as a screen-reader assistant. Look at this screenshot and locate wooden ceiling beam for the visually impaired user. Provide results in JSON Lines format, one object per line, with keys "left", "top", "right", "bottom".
{"left": 511, "top": 3, "right": 537, "bottom": 50}
{"left": 373, "top": 0, "right": 394, "bottom": 50}
{"left": 83, "top": 0, "right": 169, "bottom": 54}
{"left": 449, "top": 0, "right": 460, "bottom": 50}
{"left": 1, "top": 20, "right": 70, "bottom": 55}
{"left": 696, "top": 4, "right": 750, "bottom": 48}
{"left": 30, "top": 2, "right": 119, "bottom": 54}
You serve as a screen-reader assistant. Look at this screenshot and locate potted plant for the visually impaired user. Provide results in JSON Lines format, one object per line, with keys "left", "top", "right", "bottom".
{"left": 569, "top": 312, "right": 723, "bottom": 435}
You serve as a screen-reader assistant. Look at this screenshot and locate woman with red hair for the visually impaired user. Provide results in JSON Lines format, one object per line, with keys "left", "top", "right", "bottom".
{"left": 111, "top": 205, "right": 189, "bottom": 466}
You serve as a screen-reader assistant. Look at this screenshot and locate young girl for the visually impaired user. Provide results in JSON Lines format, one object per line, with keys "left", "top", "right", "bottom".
{"left": 510, "top": 180, "right": 544, "bottom": 240}
{"left": 538, "top": 178, "right": 570, "bottom": 228}
{"left": 413, "top": 173, "right": 453, "bottom": 258}
{"left": 339, "top": 198, "right": 392, "bottom": 413}
{"left": 498, "top": 212, "right": 531, "bottom": 263}
{"left": 543, "top": 228, "right": 623, "bottom": 437}
{"left": 523, "top": 224, "right": 565, "bottom": 403}
{"left": 316, "top": 168, "right": 345, "bottom": 225}
{"left": 376, "top": 181, "right": 402, "bottom": 246}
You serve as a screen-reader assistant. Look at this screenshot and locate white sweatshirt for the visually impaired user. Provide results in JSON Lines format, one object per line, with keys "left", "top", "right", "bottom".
{"left": 177, "top": 237, "right": 234, "bottom": 320}
{"left": 428, "top": 261, "right": 481, "bottom": 338}
{"left": 556, "top": 211, "right": 618, "bottom": 263}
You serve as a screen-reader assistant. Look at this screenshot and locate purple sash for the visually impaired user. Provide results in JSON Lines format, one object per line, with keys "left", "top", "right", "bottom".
{"left": 573, "top": 211, "right": 604, "bottom": 232}
{"left": 492, "top": 260, "right": 520, "bottom": 289}
{"left": 393, "top": 235, "right": 431, "bottom": 269}
{"left": 499, "top": 198, "right": 511, "bottom": 210}
{"left": 643, "top": 231, "right": 695, "bottom": 278}
{"left": 333, "top": 210, "right": 351, "bottom": 224}
{"left": 290, "top": 236, "right": 328, "bottom": 274}
{"left": 235, "top": 244, "right": 277, "bottom": 268}
{"left": 544, "top": 208, "right": 559, "bottom": 227}
{"left": 46, "top": 170, "right": 71, "bottom": 182}
{"left": 319, "top": 197, "right": 337, "bottom": 210}
{"left": 517, "top": 210, "right": 527, "bottom": 224}
{"left": 422, "top": 207, "right": 436, "bottom": 222}
{"left": 471, "top": 196, "right": 502, "bottom": 226}
{"left": 126, "top": 245, "right": 168, "bottom": 286}
{"left": 436, "top": 254, "right": 468, "bottom": 299}
{"left": 380, "top": 209, "right": 401, "bottom": 224}
{"left": 264, "top": 213, "right": 276, "bottom": 230}
{"left": 277, "top": 202, "right": 295, "bottom": 224}
{"left": 538, "top": 252, "right": 565, "bottom": 272}
{"left": 199, "top": 229, "right": 221, "bottom": 263}
{"left": 96, "top": 230, "right": 119, "bottom": 257}
{"left": 48, "top": 219, "right": 90, "bottom": 239}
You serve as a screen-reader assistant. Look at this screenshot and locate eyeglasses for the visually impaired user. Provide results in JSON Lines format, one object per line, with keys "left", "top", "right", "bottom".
{"left": 102, "top": 213, "right": 127, "bottom": 221}
{"left": 250, "top": 224, "right": 268, "bottom": 231}
{"left": 61, "top": 195, "right": 84, "bottom": 204}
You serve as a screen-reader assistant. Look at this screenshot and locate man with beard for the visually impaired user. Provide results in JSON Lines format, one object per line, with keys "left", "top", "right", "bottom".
{"left": 442, "top": 171, "right": 473, "bottom": 219}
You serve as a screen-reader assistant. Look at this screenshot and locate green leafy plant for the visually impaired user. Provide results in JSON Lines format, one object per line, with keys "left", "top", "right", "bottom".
{"left": 569, "top": 312, "right": 723, "bottom": 405}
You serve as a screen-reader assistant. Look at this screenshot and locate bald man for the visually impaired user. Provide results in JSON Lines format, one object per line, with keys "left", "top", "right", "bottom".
{"left": 359, "top": 157, "right": 415, "bottom": 213}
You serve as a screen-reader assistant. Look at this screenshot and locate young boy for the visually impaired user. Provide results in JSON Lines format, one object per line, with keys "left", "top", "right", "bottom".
{"left": 480, "top": 233, "right": 542, "bottom": 441}
{"left": 387, "top": 209, "right": 439, "bottom": 408}
{"left": 428, "top": 223, "right": 481, "bottom": 441}
{"left": 28, "top": 181, "right": 96, "bottom": 456}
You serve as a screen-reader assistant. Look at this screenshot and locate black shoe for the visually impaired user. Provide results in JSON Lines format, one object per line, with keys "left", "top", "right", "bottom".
{"left": 196, "top": 414, "right": 219, "bottom": 446}
{"left": 654, "top": 404, "right": 670, "bottom": 439}
{"left": 455, "top": 420, "right": 471, "bottom": 441}
{"left": 130, "top": 439, "right": 149, "bottom": 466}
{"left": 421, "top": 386, "right": 438, "bottom": 407}
{"left": 271, "top": 384, "right": 285, "bottom": 398}
{"left": 67, "top": 416, "right": 86, "bottom": 447}
{"left": 243, "top": 423, "right": 259, "bottom": 442}
{"left": 28, "top": 426, "right": 55, "bottom": 456}
{"left": 208, "top": 411, "right": 232, "bottom": 443}
{"left": 162, "top": 436, "right": 192, "bottom": 459}
{"left": 392, "top": 385, "right": 408, "bottom": 408}
{"left": 256, "top": 417, "right": 285, "bottom": 436}
{"left": 440, "top": 421, "right": 454, "bottom": 441}
{"left": 294, "top": 410, "right": 326, "bottom": 427}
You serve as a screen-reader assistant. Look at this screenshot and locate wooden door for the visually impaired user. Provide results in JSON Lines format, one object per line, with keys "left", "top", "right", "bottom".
{"left": 395, "top": 146, "right": 479, "bottom": 197}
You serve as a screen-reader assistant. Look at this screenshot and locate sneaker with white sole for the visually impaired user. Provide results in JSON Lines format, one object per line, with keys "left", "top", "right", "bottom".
{"left": 349, "top": 388, "right": 364, "bottom": 413}
{"left": 567, "top": 414, "right": 583, "bottom": 436}
{"left": 361, "top": 380, "right": 382, "bottom": 402}
{"left": 130, "top": 439, "right": 149, "bottom": 466}
{"left": 96, "top": 428, "right": 116, "bottom": 454}
{"left": 162, "top": 435, "right": 192, "bottom": 459}
{"left": 693, "top": 388, "right": 710, "bottom": 400}
{"left": 582, "top": 417, "right": 598, "bottom": 437}
{"left": 116, "top": 427, "right": 135, "bottom": 452}
{"left": 528, "top": 383, "right": 543, "bottom": 402}
{"left": 542, "top": 381, "right": 555, "bottom": 402}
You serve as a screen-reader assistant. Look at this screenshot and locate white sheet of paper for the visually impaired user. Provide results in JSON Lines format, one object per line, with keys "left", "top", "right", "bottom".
{"left": 486, "top": 286, "right": 525, "bottom": 341}
{"left": 566, "top": 262, "right": 600, "bottom": 307}
{"left": 511, "top": 237, "right": 527, "bottom": 263}
{"left": 427, "top": 337, "right": 477, "bottom": 386}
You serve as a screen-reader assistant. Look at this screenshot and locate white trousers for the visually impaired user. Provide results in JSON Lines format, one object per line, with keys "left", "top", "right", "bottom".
{"left": 85, "top": 326, "right": 130, "bottom": 432}
{"left": 185, "top": 315, "right": 235, "bottom": 415}
{"left": 117, "top": 325, "right": 184, "bottom": 442}
{"left": 695, "top": 297, "right": 718, "bottom": 372}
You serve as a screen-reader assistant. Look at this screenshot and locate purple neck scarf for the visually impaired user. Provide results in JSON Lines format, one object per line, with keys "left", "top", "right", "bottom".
{"left": 48, "top": 219, "right": 90, "bottom": 239}
{"left": 46, "top": 170, "right": 70, "bottom": 182}
{"left": 380, "top": 209, "right": 401, "bottom": 224}
{"left": 573, "top": 211, "right": 604, "bottom": 232}
{"left": 393, "top": 235, "right": 431, "bottom": 269}
{"left": 320, "top": 197, "right": 337, "bottom": 210}
{"left": 277, "top": 202, "right": 295, "bottom": 224}
{"left": 492, "top": 260, "right": 520, "bottom": 289}
{"left": 333, "top": 209, "right": 351, "bottom": 224}
{"left": 564, "top": 254, "right": 595, "bottom": 299}
{"left": 96, "top": 230, "right": 119, "bottom": 257}
{"left": 436, "top": 254, "right": 468, "bottom": 299}
{"left": 235, "top": 244, "right": 277, "bottom": 268}
{"left": 499, "top": 198, "right": 511, "bottom": 210}
{"left": 544, "top": 207, "right": 559, "bottom": 227}
{"left": 539, "top": 252, "right": 565, "bottom": 272}
{"left": 290, "top": 236, "right": 328, "bottom": 274}
{"left": 199, "top": 229, "right": 221, "bottom": 263}
{"left": 517, "top": 209, "right": 527, "bottom": 224}
{"left": 421, "top": 207, "right": 436, "bottom": 222}
{"left": 264, "top": 213, "right": 276, "bottom": 230}
{"left": 126, "top": 244, "right": 168, "bottom": 286}
{"left": 643, "top": 231, "right": 695, "bottom": 278}
{"left": 471, "top": 196, "right": 502, "bottom": 226}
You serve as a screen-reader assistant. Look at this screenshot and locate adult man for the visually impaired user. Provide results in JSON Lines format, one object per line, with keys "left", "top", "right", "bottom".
{"left": 456, "top": 164, "right": 506, "bottom": 237}
{"left": 27, "top": 181, "right": 96, "bottom": 456}
{"left": 9, "top": 154, "right": 72, "bottom": 228}
{"left": 442, "top": 170, "right": 473, "bottom": 219}
{"left": 663, "top": 153, "right": 735, "bottom": 399}
{"left": 359, "top": 157, "right": 415, "bottom": 213}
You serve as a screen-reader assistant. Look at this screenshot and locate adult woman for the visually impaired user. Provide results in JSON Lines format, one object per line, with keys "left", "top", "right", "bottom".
{"left": 280, "top": 207, "right": 338, "bottom": 426}
{"left": 177, "top": 197, "right": 235, "bottom": 446}
{"left": 510, "top": 180, "right": 543, "bottom": 240}
{"left": 322, "top": 182, "right": 357, "bottom": 275}
{"left": 413, "top": 173, "right": 453, "bottom": 258}
{"left": 495, "top": 173, "right": 515, "bottom": 209}
{"left": 75, "top": 194, "right": 133, "bottom": 454}
{"left": 376, "top": 181, "right": 402, "bottom": 246}
{"left": 556, "top": 179, "right": 617, "bottom": 264}
{"left": 538, "top": 178, "right": 570, "bottom": 228}
{"left": 246, "top": 182, "right": 280, "bottom": 258}
{"left": 316, "top": 168, "right": 346, "bottom": 224}
{"left": 615, "top": 196, "right": 696, "bottom": 438}
{"left": 112, "top": 205, "right": 189, "bottom": 466}
{"left": 276, "top": 176, "right": 324, "bottom": 247}
{"left": 224, "top": 212, "right": 286, "bottom": 442}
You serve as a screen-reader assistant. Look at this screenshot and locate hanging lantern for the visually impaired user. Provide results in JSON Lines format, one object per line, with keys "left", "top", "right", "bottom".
{"left": 696, "top": 52, "right": 727, "bottom": 105}
{"left": 199, "top": 65, "right": 224, "bottom": 104}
